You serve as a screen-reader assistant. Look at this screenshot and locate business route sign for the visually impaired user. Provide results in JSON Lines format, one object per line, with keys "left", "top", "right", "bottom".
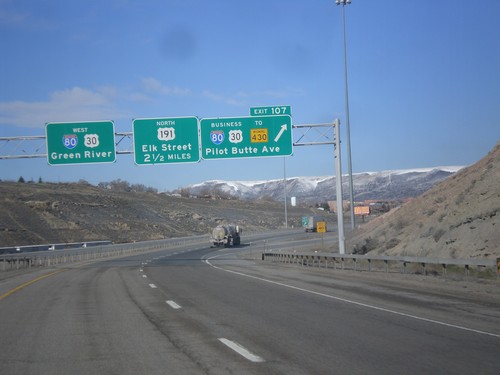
{"left": 133, "top": 117, "right": 200, "bottom": 165}
{"left": 46, "top": 121, "right": 116, "bottom": 165}
{"left": 200, "top": 115, "right": 292, "bottom": 160}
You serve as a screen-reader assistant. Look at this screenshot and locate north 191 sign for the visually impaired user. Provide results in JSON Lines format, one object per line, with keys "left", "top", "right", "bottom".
{"left": 200, "top": 115, "right": 292, "bottom": 160}
{"left": 133, "top": 117, "right": 200, "bottom": 165}
{"left": 46, "top": 121, "right": 116, "bottom": 165}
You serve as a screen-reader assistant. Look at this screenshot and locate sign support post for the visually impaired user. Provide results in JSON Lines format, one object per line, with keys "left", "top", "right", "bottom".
{"left": 333, "top": 119, "right": 345, "bottom": 254}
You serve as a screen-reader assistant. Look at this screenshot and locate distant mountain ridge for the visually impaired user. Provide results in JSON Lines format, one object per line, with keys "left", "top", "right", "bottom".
{"left": 178, "top": 166, "right": 464, "bottom": 203}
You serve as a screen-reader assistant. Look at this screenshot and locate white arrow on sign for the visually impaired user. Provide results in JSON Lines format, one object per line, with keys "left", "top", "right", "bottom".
{"left": 274, "top": 124, "right": 288, "bottom": 142}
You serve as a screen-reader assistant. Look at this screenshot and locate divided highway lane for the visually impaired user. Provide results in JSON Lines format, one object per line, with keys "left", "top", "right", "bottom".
{"left": 0, "top": 245, "right": 214, "bottom": 375}
{"left": 1, "top": 233, "right": 499, "bottom": 374}
{"left": 143, "top": 245, "right": 500, "bottom": 375}
{"left": 0, "top": 234, "right": 304, "bottom": 375}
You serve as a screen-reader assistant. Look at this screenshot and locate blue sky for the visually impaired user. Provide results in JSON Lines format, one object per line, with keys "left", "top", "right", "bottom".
{"left": 1, "top": 0, "right": 499, "bottom": 191}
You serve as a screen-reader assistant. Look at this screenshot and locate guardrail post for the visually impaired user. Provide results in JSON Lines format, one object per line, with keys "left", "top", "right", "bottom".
{"left": 422, "top": 262, "right": 427, "bottom": 276}
{"left": 465, "top": 264, "right": 470, "bottom": 277}
{"left": 384, "top": 260, "right": 388, "bottom": 273}
{"left": 442, "top": 263, "right": 447, "bottom": 276}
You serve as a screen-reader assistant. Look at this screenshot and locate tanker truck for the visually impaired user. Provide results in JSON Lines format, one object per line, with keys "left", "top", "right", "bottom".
{"left": 211, "top": 225, "right": 241, "bottom": 247}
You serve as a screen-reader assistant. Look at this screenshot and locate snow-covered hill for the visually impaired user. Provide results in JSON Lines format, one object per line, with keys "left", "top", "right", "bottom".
{"left": 177, "top": 166, "right": 464, "bottom": 203}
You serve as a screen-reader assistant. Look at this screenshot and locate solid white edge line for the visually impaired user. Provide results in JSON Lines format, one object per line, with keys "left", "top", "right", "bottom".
{"left": 218, "top": 338, "right": 264, "bottom": 363}
{"left": 203, "top": 255, "right": 500, "bottom": 339}
{"left": 166, "top": 300, "right": 182, "bottom": 309}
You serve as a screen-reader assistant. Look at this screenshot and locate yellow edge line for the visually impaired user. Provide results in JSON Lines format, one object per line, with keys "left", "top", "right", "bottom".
{"left": 0, "top": 269, "right": 66, "bottom": 301}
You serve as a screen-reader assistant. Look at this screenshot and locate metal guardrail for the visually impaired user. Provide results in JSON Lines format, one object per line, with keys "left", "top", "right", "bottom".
{"left": 0, "top": 240, "right": 112, "bottom": 254}
{"left": 262, "top": 252, "right": 500, "bottom": 278}
{"left": 0, "top": 235, "right": 208, "bottom": 272}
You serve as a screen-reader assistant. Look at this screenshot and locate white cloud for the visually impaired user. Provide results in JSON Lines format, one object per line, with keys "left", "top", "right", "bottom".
{"left": 140, "top": 77, "right": 190, "bottom": 96}
{"left": 0, "top": 3, "right": 53, "bottom": 30}
{"left": 0, "top": 78, "right": 193, "bottom": 129}
{"left": 261, "top": 88, "right": 306, "bottom": 99}
{"left": 0, "top": 87, "right": 123, "bottom": 128}
{"left": 202, "top": 90, "right": 248, "bottom": 107}
{"left": 0, "top": 79, "right": 304, "bottom": 129}
{"left": 0, "top": 8, "right": 26, "bottom": 26}
{"left": 201, "top": 87, "right": 305, "bottom": 107}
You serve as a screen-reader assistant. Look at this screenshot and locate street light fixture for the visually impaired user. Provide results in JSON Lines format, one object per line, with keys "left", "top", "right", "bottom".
{"left": 336, "top": 0, "right": 355, "bottom": 230}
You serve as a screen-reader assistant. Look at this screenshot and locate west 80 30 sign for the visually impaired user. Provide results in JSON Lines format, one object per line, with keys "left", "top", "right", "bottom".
{"left": 45, "top": 121, "right": 116, "bottom": 165}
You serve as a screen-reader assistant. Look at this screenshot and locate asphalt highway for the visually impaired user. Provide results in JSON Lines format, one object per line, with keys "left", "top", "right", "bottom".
{"left": 1, "top": 233, "right": 499, "bottom": 374}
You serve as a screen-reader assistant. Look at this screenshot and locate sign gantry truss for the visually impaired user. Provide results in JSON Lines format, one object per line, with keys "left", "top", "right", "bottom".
{"left": 0, "top": 123, "right": 338, "bottom": 159}
{"left": 0, "top": 133, "right": 134, "bottom": 159}
{"left": 0, "top": 136, "right": 46, "bottom": 159}
{"left": 292, "top": 123, "right": 337, "bottom": 146}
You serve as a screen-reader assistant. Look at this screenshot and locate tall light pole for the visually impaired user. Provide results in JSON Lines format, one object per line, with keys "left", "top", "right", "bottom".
{"left": 336, "top": 0, "right": 355, "bottom": 230}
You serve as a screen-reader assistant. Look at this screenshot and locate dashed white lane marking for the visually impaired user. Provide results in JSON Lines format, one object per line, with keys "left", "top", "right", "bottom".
{"left": 218, "top": 338, "right": 264, "bottom": 363}
{"left": 166, "top": 300, "right": 182, "bottom": 309}
{"left": 142, "top": 274, "right": 147, "bottom": 278}
{"left": 149, "top": 283, "right": 157, "bottom": 289}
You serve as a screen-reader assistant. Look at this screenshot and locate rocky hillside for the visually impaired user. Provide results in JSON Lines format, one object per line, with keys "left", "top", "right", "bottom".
{"left": 0, "top": 182, "right": 313, "bottom": 247}
{"left": 347, "top": 141, "right": 500, "bottom": 259}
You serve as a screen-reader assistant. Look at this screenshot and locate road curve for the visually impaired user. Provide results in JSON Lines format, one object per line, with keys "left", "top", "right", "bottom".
{"left": 1, "top": 234, "right": 499, "bottom": 374}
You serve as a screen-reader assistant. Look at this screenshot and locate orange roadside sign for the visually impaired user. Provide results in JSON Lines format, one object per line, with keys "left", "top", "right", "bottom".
{"left": 317, "top": 221, "right": 326, "bottom": 233}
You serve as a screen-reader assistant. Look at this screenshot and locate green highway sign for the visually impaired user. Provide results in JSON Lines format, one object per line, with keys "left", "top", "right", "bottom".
{"left": 250, "top": 105, "right": 291, "bottom": 117}
{"left": 200, "top": 115, "right": 293, "bottom": 160}
{"left": 133, "top": 117, "right": 200, "bottom": 165}
{"left": 46, "top": 121, "right": 116, "bottom": 165}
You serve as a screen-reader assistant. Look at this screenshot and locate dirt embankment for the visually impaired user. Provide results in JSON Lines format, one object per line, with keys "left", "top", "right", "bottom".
{"left": 347, "top": 140, "right": 500, "bottom": 259}
{"left": 0, "top": 182, "right": 313, "bottom": 247}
